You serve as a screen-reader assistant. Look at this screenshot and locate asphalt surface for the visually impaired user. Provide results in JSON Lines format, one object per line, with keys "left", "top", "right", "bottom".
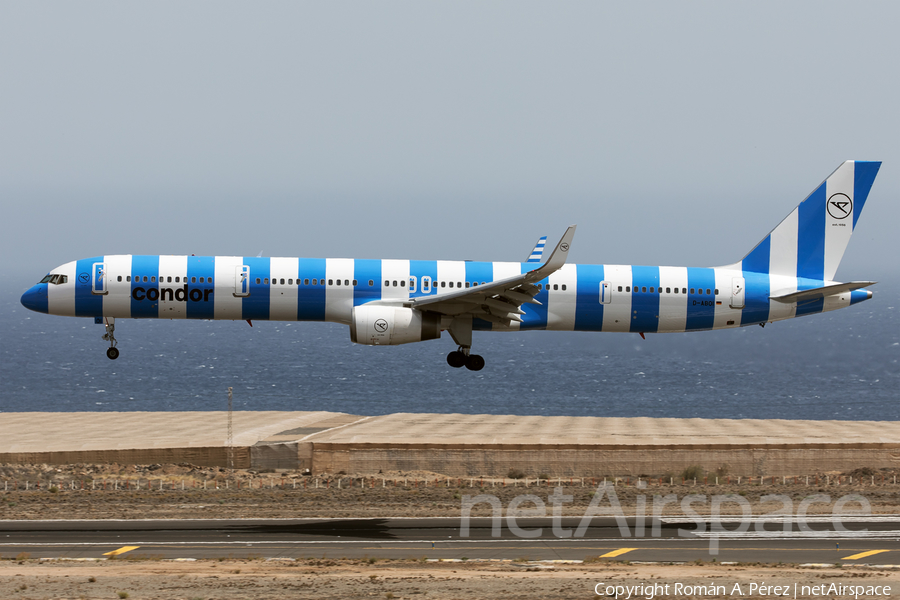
{"left": 2, "top": 517, "right": 900, "bottom": 564}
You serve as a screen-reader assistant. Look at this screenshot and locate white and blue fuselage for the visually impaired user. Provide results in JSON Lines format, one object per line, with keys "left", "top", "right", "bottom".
{"left": 20, "top": 161, "right": 881, "bottom": 369}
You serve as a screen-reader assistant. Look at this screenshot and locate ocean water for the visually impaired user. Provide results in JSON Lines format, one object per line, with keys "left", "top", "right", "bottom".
{"left": 1, "top": 283, "right": 897, "bottom": 420}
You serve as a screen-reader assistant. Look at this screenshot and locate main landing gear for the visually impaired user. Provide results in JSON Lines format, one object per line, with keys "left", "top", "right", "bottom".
{"left": 447, "top": 347, "right": 485, "bottom": 371}
{"left": 445, "top": 315, "right": 484, "bottom": 371}
{"left": 102, "top": 317, "right": 119, "bottom": 360}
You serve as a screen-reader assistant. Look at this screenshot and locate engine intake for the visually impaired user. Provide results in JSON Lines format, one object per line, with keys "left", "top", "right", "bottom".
{"left": 350, "top": 306, "right": 441, "bottom": 346}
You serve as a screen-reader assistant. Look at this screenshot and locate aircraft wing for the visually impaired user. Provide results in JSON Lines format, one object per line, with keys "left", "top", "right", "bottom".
{"left": 399, "top": 226, "right": 576, "bottom": 326}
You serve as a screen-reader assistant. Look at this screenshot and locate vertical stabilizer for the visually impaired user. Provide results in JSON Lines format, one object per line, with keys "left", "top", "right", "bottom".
{"left": 736, "top": 160, "right": 881, "bottom": 280}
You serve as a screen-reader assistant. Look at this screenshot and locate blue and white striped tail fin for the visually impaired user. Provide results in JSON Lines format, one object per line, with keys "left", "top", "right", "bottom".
{"left": 526, "top": 236, "right": 547, "bottom": 263}
{"left": 735, "top": 160, "right": 881, "bottom": 279}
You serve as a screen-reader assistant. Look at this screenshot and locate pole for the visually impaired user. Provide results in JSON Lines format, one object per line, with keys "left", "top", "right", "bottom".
{"left": 227, "top": 387, "right": 234, "bottom": 474}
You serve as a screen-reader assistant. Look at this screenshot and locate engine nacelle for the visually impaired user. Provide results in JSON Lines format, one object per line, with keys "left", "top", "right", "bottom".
{"left": 350, "top": 305, "right": 441, "bottom": 346}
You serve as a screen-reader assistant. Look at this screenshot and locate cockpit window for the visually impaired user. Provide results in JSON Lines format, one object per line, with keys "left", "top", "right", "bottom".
{"left": 40, "top": 274, "right": 68, "bottom": 285}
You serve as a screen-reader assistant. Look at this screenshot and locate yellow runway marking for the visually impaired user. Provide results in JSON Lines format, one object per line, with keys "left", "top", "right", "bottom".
{"left": 599, "top": 548, "right": 638, "bottom": 558}
{"left": 842, "top": 550, "right": 890, "bottom": 561}
{"left": 103, "top": 546, "right": 140, "bottom": 557}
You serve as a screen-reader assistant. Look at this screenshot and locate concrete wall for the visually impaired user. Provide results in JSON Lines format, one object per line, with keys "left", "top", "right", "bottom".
{"left": 0, "top": 447, "right": 251, "bottom": 469}
{"left": 308, "top": 443, "right": 900, "bottom": 477}
{"left": 3, "top": 442, "right": 898, "bottom": 477}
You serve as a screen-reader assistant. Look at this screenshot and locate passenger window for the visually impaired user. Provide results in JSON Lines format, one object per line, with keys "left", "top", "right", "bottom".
{"left": 537, "top": 284, "right": 542, "bottom": 290}
{"left": 561, "top": 284, "right": 567, "bottom": 291}
{"left": 641, "top": 286, "right": 646, "bottom": 293}
{"left": 626, "top": 286, "right": 631, "bottom": 292}
{"left": 400, "top": 280, "right": 405, "bottom": 287}
{"left": 553, "top": 284, "right": 558, "bottom": 291}
{"left": 465, "top": 282, "right": 469, "bottom": 288}
{"left": 175, "top": 277, "right": 180, "bottom": 283}
{"left": 714, "top": 288, "right": 719, "bottom": 295}
{"left": 305, "top": 279, "right": 310, "bottom": 285}
{"left": 344, "top": 279, "right": 349, "bottom": 286}
{"left": 666, "top": 287, "right": 671, "bottom": 293}
{"left": 707, "top": 289, "right": 711, "bottom": 295}
{"left": 690, "top": 288, "right": 695, "bottom": 294}
{"left": 126, "top": 276, "right": 131, "bottom": 282}
{"left": 254, "top": 278, "right": 259, "bottom": 284}
{"left": 449, "top": 282, "right": 454, "bottom": 288}
{"left": 117, "top": 276, "right": 122, "bottom": 282}
{"left": 312, "top": 279, "right": 318, "bottom": 285}
{"left": 166, "top": 276, "right": 171, "bottom": 283}
{"left": 328, "top": 279, "right": 333, "bottom": 286}
{"left": 458, "top": 282, "right": 462, "bottom": 288}
{"left": 142, "top": 276, "right": 147, "bottom": 283}
{"left": 618, "top": 286, "right": 622, "bottom": 292}
{"left": 279, "top": 278, "right": 284, "bottom": 285}
{"left": 353, "top": 280, "right": 358, "bottom": 286}
{"left": 337, "top": 279, "right": 341, "bottom": 286}
{"left": 368, "top": 280, "right": 374, "bottom": 286}
{"left": 682, "top": 288, "right": 687, "bottom": 294}
{"left": 441, "top": 281, "right": 446, "bottom": 288}
{"left": 288, "top": 279, "right": 293, "bottom": 285}
{"left": 384, "top": 280, "right": 389, "bottom": 287}
{"left": 650, "top": 286, "right": 654, "bottom": 293}
{"left": 409, "top": 277, "right": 417, "bottom": 292}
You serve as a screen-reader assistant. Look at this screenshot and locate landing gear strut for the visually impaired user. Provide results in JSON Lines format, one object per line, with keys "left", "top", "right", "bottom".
{"left": 102, "top": 317, "right": 119, "bottom": 360}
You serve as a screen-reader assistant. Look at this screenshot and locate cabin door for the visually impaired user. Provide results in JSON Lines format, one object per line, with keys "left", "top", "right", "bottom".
{"left": 730, "top": 277, "right": 745, "bottom": 309}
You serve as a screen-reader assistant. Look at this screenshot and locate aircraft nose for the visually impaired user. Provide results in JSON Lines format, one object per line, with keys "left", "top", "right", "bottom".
{"left": 20, "top": 284, "right": 49, "bottom": 314}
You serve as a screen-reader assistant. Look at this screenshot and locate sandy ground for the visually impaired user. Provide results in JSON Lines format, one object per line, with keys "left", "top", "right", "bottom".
{"left": 1, "top": 463, "right": 898, "bottom": 519}
{"left": 1, "top": 559, "right": 898, "bottom": 600}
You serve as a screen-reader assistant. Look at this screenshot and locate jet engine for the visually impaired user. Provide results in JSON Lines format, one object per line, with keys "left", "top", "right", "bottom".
{"left": 350, "top": 305, "right": 441, "bottom": 346}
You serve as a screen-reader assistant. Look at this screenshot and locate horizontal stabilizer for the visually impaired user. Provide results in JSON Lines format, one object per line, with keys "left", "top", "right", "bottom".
{"left": 770, "top": 281, "right": 876, "bottom": 303}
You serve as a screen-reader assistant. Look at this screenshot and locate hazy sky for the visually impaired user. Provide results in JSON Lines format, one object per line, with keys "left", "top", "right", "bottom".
{"left": 3, "top": 2, "right": 899, "bottom": 289}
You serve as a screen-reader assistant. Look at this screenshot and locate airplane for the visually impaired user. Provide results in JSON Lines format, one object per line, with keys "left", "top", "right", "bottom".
{"left": 20, "top": 160, "right": 880, "bottom": 371}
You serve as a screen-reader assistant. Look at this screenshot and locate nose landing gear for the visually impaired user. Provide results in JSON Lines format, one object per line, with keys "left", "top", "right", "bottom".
{"left": 101, "top": 317, "right": 119, "bottom": 360}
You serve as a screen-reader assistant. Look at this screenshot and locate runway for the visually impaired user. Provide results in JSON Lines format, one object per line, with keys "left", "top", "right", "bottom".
{"left": 3, "top": 517, "right": 900, "bottom": 564}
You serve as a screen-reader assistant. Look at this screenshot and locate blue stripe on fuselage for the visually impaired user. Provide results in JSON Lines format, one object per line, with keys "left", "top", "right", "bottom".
{"left": 740, "top": 271, "right": 770, "bottom": 326}
{"left": 630, "top": 265, "right": 659, "bottom": 333}
{"left": 186, "top": 256, "right": 215, "bottom": 320}
{"left": 297, "top": 258, "right": 326, "bottom": 321}
{"left": 75, "top": 257, "right": 104, "bottom": 317}
{"left": 685, "top": 267, "right": 716, "bottom": 331}
{"left": 130, "top": 255, "right": 160, "bottom": 319}
{"left": 519, "top": 262, "right": 548, "bottom": 330}
{"left": 574, "top": 263, "right": 604, "bottom": 331}
{"left": 242, "top": 257, "right": 270, "bottom": 321}
{"left": 795, "top": 276, "right": 825, "bottom": 317}
{"left": 464, "top": 261, "right": 494, "bottom": 331}
{"left": 353, "top": 259, "right": 381, "bottom": 306}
